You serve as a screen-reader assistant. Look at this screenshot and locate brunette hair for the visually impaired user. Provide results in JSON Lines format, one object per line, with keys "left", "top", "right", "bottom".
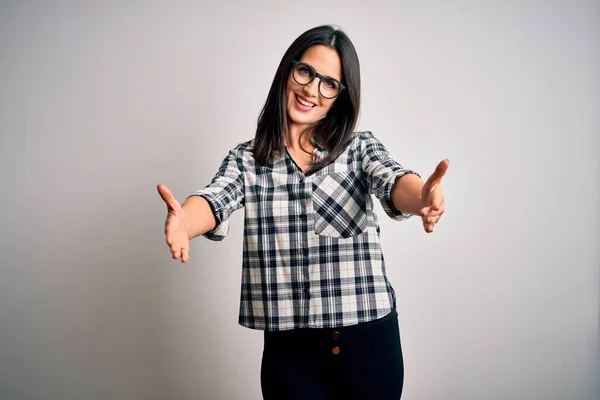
{"left": 253, "top": 25, "right": 361, "bottom": 174}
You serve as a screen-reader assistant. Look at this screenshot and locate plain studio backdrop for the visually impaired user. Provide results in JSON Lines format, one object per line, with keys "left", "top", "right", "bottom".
{"left": 0, "top": 1, "right": 598, "bottom": 399}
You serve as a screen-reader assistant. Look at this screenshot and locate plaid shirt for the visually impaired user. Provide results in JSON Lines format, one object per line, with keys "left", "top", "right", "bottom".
{"left": 189, "top": 131, "right": 418, "bottom": 331}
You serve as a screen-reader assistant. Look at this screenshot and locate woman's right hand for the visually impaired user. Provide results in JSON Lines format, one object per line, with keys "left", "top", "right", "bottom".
{"left": 157, "top": 184, "right": 190, "bottom": 262}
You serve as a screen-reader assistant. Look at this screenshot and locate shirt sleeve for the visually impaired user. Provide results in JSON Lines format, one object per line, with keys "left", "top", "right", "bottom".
{"left": 187, "top": 145, "right": 245, "bottom": 241}
{"left": 359, "top": 131, "right": 420, "bottom": 221}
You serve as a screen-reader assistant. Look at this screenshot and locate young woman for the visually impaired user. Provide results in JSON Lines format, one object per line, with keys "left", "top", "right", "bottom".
{"left": 158, "top": 25, "right": 448, "bottom": 400}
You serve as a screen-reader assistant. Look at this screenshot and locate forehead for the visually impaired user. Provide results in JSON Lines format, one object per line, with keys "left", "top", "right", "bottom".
{"left": 299, "top": 45, "right": 342, "bottom": 81}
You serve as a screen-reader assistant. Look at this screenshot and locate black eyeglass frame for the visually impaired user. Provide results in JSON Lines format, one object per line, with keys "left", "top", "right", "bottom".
{"left": 291, "top": 60, "right": 346, "bottom": 99}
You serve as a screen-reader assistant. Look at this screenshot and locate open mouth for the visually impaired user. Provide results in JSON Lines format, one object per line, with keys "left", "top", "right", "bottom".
{"left": 295, "top": 94, "right": 316, "bottom": 111}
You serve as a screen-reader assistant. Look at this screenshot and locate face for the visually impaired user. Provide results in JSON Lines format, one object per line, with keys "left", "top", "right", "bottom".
{"left": 286, "top": 45, "right": 342, "bottom": 134}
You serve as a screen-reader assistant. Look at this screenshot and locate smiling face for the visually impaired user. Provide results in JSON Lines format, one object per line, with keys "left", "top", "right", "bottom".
{"left": 285, "top": 45, "right": 342, "bottom": 135}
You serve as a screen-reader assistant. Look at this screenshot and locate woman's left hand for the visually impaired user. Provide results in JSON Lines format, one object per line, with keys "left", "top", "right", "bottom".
{"left": 420, "top": 160, "right": 449, "bottom": 233}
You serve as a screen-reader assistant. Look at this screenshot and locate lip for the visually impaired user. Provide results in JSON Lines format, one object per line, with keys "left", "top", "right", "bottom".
{"left": 294, "top": 93, "right": 316, "bottom": 112}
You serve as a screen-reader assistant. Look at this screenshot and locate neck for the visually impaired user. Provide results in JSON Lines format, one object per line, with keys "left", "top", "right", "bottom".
{"left": 284, "top": 123, "right": 312, "bottom": 150}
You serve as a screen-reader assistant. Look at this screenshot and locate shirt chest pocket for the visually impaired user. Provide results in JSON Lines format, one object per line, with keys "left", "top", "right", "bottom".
{"left": 311, "top": 171, "right": 368, "bottom": 238}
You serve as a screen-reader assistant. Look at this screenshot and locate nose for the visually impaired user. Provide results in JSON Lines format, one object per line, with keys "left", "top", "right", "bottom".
{"left": 302, "top": 78, "right": 319, "bottom": 98}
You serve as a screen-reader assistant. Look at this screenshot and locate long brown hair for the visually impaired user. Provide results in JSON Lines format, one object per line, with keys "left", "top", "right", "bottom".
{"left": 253, "top": 25, "right": 361, "bottom": 174}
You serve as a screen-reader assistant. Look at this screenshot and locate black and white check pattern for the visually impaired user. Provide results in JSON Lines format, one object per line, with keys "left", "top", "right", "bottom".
{"left": 189, "top": 131, "right": 418, "bottom": 331}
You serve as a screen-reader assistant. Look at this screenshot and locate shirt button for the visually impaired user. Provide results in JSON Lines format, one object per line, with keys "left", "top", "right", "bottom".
{"left": 302, "top": 248, "right": 309, "bottom": 256}
{"left": 332, "top": 346, "right": 341, "bottom": 355}
{"left": 332, "top": 331, "right": 340, "bottom": 340}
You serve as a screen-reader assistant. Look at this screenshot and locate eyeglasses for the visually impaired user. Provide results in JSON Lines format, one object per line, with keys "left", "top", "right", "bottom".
{"left": 291, "top": 60, "right": 346, "bottom": 99}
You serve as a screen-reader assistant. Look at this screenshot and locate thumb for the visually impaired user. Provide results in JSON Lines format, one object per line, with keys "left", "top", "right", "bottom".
{"left": 426, "top": 159, "right": 450, "bottom": 186}
{"left": 157, "top": 184, "right": 182, "bottom": 212}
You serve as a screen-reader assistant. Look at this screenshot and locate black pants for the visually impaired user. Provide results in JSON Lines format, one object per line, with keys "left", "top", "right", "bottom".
{"left": 261, "top": 309, "right": 404, "bottom": 400}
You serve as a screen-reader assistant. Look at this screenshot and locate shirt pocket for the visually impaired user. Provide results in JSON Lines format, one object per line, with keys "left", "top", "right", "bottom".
{"left": 311, "top": 171, "right": 368, "bottom": 238}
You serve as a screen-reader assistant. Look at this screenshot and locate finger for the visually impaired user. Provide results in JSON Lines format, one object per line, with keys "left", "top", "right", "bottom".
{"left": 166, "top": 236, "right": 181, "bottom": 259}
{"left": 165, "top": 225, "right": 180, "bottom": 245}
{"left": 172, "top": 240, "right": 182, "bottom": 260}
{"left": 157, "top": 184, "right": 182, "bottom": 212}
{"left": 181, "top": 246, "right": 190, "bottom": 263}
{"left": 424, "top": 221, "right": 434, "bottom": 233}
{"left": 426, "top": 159, "right": 449, "bottom": 186}
{"left": 426, "top": 215, "right": 443, "bottom": 226}
{"left": 420, "top": 206, "right": 431, "bottom": 217}
{"left": 425, "top": 206, "right": 445, "bottom": 219}
{"left": 431, "top": 194, "right": 444, "bottom": 211}
{"left": 429, "top": 214, "right": 442, "bottom": 224}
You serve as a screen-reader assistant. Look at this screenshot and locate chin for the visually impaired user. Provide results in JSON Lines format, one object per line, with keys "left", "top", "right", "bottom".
{"left": 288, "top": 112, "right": 312, "bottom": 126}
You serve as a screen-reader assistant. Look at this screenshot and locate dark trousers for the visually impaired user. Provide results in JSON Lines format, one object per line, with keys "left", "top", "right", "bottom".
{"left": 261, "top": 309, "right": 404, "bottom": 400}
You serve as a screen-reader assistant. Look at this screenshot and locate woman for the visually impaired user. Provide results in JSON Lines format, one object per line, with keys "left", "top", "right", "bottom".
{"left": 158, "top": 25, "right": 448, "bottom": 400}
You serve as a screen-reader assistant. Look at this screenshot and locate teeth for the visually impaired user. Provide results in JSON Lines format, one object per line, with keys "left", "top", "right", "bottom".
{"left": 297, "top": 95, "right": 314, "bottom": 107}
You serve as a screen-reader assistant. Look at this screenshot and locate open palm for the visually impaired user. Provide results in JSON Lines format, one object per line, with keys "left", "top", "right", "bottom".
{"left": 157, "top": 184, "right": 190, "bottom": 262}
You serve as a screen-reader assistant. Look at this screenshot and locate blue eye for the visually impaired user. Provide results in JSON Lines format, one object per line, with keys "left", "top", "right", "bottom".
{"left": 298, "top": 66, "right": 311, "bottom": 76}
{"left": 323, "top": 79, "right": 338, "bottom": 90}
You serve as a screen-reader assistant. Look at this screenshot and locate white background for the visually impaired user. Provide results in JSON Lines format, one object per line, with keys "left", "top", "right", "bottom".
{"left": 0, "top": 1, "right": 598, "bottom": 399}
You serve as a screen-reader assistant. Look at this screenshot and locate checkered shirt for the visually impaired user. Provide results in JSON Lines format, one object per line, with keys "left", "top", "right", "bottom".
{"left": 189, "top": 131, "right": 419, "bottom": 331}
